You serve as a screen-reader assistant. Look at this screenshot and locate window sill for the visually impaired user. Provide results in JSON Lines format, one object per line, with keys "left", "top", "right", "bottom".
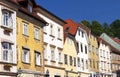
{"left": 57, "top": 38, "right": 62, "bottom": 41}
{"left": 35, "top": 64, "right": 42, "bottom": 67}
{"left": 1, "top": 25, "right": 13, "bottom": 32}
{"left": 22, "top": 34, "right": 29, "bottom": 37}
{"left": 43, "top": 31, "right": 47, "bottom": 34}
{"left": 44, "top": 58, "right": 48, "bottom": 61}
{"left": 22, "top": 61, "right": 30, "bottom": 65}
{"left": 34, "top": 38, "right": 40, "bottom": 41}
{"left": 49, "top": 34, "right": 55, "bottom": 38}
{"left": 58, "top": 61, "right": 63, "bottom": 64}
{"left": 51, "top": 60, "right": 56, "bottom": 63}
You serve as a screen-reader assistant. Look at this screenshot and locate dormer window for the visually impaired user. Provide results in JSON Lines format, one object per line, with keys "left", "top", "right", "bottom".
{"left": 28, "top": 0, "right": 33, "bottom": 13}
{"left": 28, "top": 4, "right": 32, "bottom": 13}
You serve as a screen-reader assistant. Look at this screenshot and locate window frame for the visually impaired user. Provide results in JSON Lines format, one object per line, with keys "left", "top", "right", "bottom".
{"left": 22, "top": 47, "right": 30, "bottom": 63}
{"left": 34, "top": 27, "right": 39, "bottom": 40}
{"left": 35, "top": 51, "right": 41, "bottom": 66}
{"left": 23, "top": 22, "right": 28, "bottom": 36}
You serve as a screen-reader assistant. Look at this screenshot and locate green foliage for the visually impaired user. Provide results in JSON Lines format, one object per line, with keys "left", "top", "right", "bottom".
{"left": 81, "top": 19, "right": 120, "bottom": 39}
{"left": 81, "top": 20, "right": 91, "bottom": 28}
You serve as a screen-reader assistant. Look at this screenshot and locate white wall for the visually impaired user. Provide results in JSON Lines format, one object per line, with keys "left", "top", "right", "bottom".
{"left": 75, "top": 27, "right": 89, "bottom": 73}
{"left": 0, "top": 5, "right": 17, "bottom": 72}
{"left": 37, "top": 13, "right": 63, "bottom": 66}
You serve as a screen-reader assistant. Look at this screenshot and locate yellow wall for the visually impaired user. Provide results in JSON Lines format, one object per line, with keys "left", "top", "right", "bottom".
{"left": 63, "top": 37, "right": 77, "bottom": 76}
{"left": 16, "top": 17, "right": 44, "bottom": 72}
{"left": 89, "top": 35, "right": 99, "bottom": 72}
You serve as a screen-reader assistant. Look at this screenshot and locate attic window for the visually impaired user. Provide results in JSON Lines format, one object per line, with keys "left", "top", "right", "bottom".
{"left": 66, "top": 27, "right": 70, "bottom": 31}
{"left": 28, "top": 1, "right": 33, "bottom": 13}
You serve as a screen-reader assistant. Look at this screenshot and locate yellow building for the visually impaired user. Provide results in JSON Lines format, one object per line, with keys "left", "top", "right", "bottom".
{"left": 16, "top": 0, "right": 47, "bottom": 77}
{"left": 63, "top": 20, "right": 78, "bottom": 77}
{"left": 88, "top": 34, "right": 99, "bottom": 77}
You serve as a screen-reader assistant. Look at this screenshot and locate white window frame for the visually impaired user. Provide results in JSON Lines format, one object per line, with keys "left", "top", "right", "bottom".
{"left": 23, "top": 22, "right": 28, "bottom": 36}
{"left": 51, "top": 50, "right": 55, "bottom": 61}
{"left": 2, "top": 10, "right": 13, "bottom": 28}
{"left": 34, "top": 27, "right": 39, "bottom": 40}
{"left": 59, "top": 52, "right": 62, "bottom": 62}
{"left": 2, "top": 42, "right": 13, "bottom": 63}
{"left": 35, "top": 51, "right": 41, "bottom": 66}
{"left": 44, "top": 46, "right": 47, "bottom": 59}
{"left": 50, "top": 24, "right": 54, "bottom": 36}
{"left": 22, "top": 48, "right": 29, "bottom": 63}
{"left": 57, "top": 27, "right": 61, "bottom": 38}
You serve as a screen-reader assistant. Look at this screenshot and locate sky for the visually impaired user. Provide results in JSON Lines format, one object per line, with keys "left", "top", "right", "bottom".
{"left": 36, "top": 0, "right": 120, "bottom": 24}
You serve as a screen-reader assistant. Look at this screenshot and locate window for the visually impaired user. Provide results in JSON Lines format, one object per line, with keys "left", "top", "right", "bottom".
{"left": 85, "top": 45, "right": 87, "bottom": 54}
{"left": 89, "top": 59, "right": 92, "bottom": 67}
{"left": 34, "top": 28, "right": 39, "bottom": 40}
{"left": 22, "top": 48, "right": 29, "bottom": 63}
{"left": 82, "top": 59, "right": 84, "bottom": 70}
{"left": 86, "top": 60, "right": 88, "bottom": 69}
{"left": 2, "top": 42, "right": 12, "bottom": 62}
{"left": 81, "top": 43, "right": 83, "bottom": 52}
{"left": 59, "top": 52, "right": 62, "bottom": 62}
{"left": 58, "top": 27, "right": 61, "bottom": 38}
{"left": 28, "top": 3, "right": 32, "bottom": 13}
{"left": 77, "top": 57, "right": 80, "bottom": 67}
{"left": 93, "top": 60, "right": 95, "bottom": 68}
{"left": 92, "top": 46, "right": 94, "bottom": 53}
{"left": 82, "top": 31, "right": 84, "bottom": 37}
{"left": 69, "top": 56, "right": 72, "bottom": 66}
{"left": 96, "top": 48, "right": 98, "bottom": 55}
{"left": 2, "top": 10, "right": 13, "bottom": 28}
{"left": 23, "top": 22, "right": 28, "bottom": 36}
{"left": 74, "top": 57, "right": 76, "bottom": 66}
{"left": 64, "top": 54, "right": 68, "bottom": 64}
{"left": 51, "top": 50, "right": 55, "bottom": 61}
{"left": 35, "top": 51, "right": 41, "bottom": 65}
{"left": 78, "top": 29, "right": 80, "bottom": 36}
{"left": 44, "top": 46, "right": 47, "bottom": 59}
{"left": 76, "top": 42, "right": 79, "bottom": 53}
{"left": 50, "top": 24, "right": 54, "bottom": 35}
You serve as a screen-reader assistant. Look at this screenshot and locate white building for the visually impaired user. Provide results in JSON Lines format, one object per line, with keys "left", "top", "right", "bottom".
{"left": 76, "top": 23, "right": 89, "bottom": 77}
{"left": 0, "top": 1, "right": 17, "bottom": 77}
{"left": 98, "top": 37, "right": 112, "bottom": 77}
{"left": 37, "top": 6, "right": 66, "bottom": 77}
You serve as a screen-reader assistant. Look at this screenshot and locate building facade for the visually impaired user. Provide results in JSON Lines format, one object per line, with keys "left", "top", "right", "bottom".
{"left": 0, "top": 0, "right": 17, "bottom": 77}
{"left": 88, "top": 34, "right": 99, "bottom": 77}
{"left": 37, "top": 5, "right": 66, "bottom": 77}
{"left": 63, "top": 20, "right": 78, "bottom": 77}
{"left": 75, "top": 23, "right": 89, "bottom": 77}
{"left": 100, "top": 33, "right": 120, "bottom": 77}
{"left": 98, "top": 37, "right": 112, "bottom": 77}
{"left": 16, "top": 0, "right": 47, "bottom": 77}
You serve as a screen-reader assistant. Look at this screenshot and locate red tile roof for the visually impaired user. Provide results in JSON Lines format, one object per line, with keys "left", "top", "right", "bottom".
{"left": 112, "top": 37, "right": 120, "bottom": 44}
{"left": 64, "top": 19, "right": 79, "bottom": 36}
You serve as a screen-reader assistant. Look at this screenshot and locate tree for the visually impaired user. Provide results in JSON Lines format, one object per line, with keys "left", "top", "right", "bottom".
{"left": 110, "top": 19, "right": 120, "bottom": 39}
{"left": 91, "top": 21, "right": 103, "bottom": 36}
{"left": 103, "top": 23, "right": 113, "bottom": 36}
{"left": 81, "top": 20, "right": 91, "bottom": 28}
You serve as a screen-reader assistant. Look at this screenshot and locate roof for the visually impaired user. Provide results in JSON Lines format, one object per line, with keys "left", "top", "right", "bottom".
{"left": 36, "top": 5, "right": 66, "bottom": 25}
{"left": 112, "top": 37, "right": 120, "bottom": 45}
{"left": 100, "top": 33, "right": 120, "bottom": 53}
{"left": 64, "top": 19, "right": 79, "bottom": 36}
{"left": 10, "top": 0, "right": 47, "bottom": 25}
